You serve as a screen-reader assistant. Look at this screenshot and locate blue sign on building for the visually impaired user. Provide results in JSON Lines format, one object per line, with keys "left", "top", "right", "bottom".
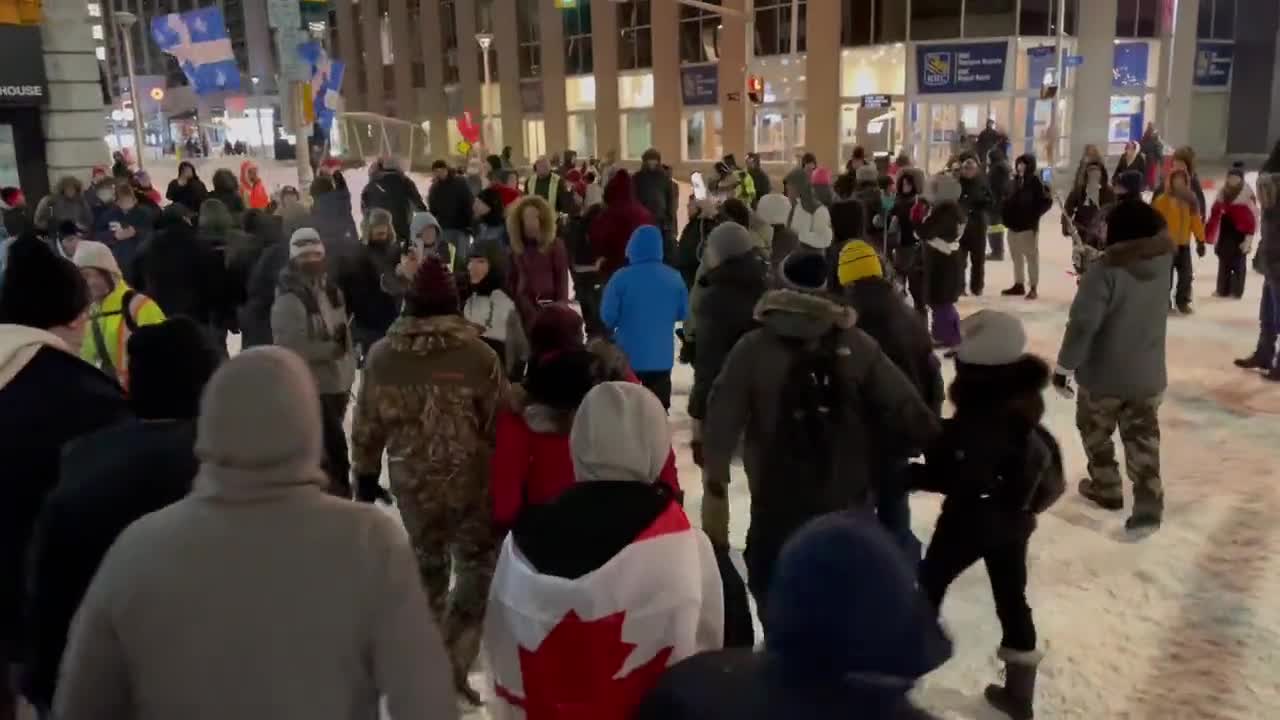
{"left": 681, "top": 65, "right": 719, "bottom": 106}
{"left": 916, "top": 41, "right": 1009, "bottom": 94}
{"left": 1112, "top": 42, "right": 1149, "bottom": 88}
{"left": 1193, "top": 42, "right": 1233, "bottom": 87}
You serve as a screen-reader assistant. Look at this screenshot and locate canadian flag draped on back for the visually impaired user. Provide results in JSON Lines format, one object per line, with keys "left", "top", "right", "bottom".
{"left": 484, "top": 504, "right": 724, "bottom": 719}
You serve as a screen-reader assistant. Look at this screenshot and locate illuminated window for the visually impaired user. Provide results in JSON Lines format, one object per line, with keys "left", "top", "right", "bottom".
{"left": 87, "top": 3, "right": 101, "bottom": 18}
{"left": 96, "top": 46, "right": 106, "bottom": 61}
{"left": 92, "top": 24, "right": 103, "bottom": 41}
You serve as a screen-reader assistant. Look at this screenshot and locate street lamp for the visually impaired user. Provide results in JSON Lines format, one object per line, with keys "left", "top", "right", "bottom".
{"left": 476, "top": 32, "right": 494, "bottom": 158}
{"left": 114, "top": 11, "right": 146, "bottom": 171}
{"left": 251, "top": 75, "right": 266, "bottom": 157}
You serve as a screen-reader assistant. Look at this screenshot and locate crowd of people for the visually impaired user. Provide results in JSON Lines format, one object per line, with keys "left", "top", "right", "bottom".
{"left": 0, "top": 132, "right": 1278, "bottom": 720}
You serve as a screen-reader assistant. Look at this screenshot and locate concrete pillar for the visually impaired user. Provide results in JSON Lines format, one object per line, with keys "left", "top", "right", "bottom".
{"left": 43, "top": 0, "right": 110, "bottom": 186}
{"left": 1226, "top": 0, "right": 1280, "bottom": 156}
{"left": 457, "top": 3, "right": 482, "bottom": 130}
{"left": 418, "top": 0, "right": 450, "bottom": 160}
{"left": 242, "top": 0, "right": 276, "bottom": 95}
{"left": 720, "top": 0, "right": 748, "bottom": 159}
{"left": 360, "top": 0, "right": 385, "bottom": 116}
{"left": 806, "top": 0, "right": 841, "bottom": 169}
{"left": 495, "top": 0, "right": 524, "bottom": 163}
{"left": 591, "top": 2, "right": 621, "bottom": 159}
{"left": 652, "top": 0, "right": 681, "bottom": 162}
{"left": 334, "top": 0, "right": 362, "bottom": 110}
{"left": 539, "top": 0, "right": 568, "bottom": 157}
{"left": 1069, "top": 0, "right": 1117, "bottom": 164}
{"left": 389, "top": 0, "right": 416, "bottom": 120}
{"left": 1159, "top": 0, "right": 1199, "bottom": 151}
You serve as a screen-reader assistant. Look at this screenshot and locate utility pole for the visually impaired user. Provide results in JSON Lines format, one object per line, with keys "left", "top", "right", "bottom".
{"left": 114, "top": 11, "right": 146, "bottom": 171}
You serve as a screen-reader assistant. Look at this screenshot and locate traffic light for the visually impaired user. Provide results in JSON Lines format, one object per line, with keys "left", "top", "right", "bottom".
{"left": 747, "top": 75, "right": 764, "bottom": 105}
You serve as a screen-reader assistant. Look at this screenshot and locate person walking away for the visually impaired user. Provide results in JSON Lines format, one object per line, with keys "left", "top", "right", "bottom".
{"left": 838, "top": 240, "right": 944, "bottom": 561}
{"left": 1234, "top": 172, "right": 1280, "bottom": 380}
{"left": 700, "top": 252, "right": 940, "bottom": 609}
{"left": 309, "top": 174, "right": 360, "bottom": 270}
{"left": 22, "top": 318, "right": 218, "bottom": 714}
{"left": 52, "top": 347, "right": 458, "bottom": 720}
{"left": 507, "top": 195, "right": 570, "bottom": 329}
{"left": 601, "top": 225, "right": 689, "bottom": 409}
{"left": 1140, "top": 123, "right": 1164, "bottom": 188}
{"left": 1206, "top": 163, "right": 1258, "bottom": 299}
{"left": 165, "top": 161, "right": 208, "bottom": 212}
{"left": 589, "top": 168, "right": 654, "bottom": 283}
{"left": 74, "top": 240, "right": 165, "bottom": 387}
{"left": 636, "top": 512, "right": 952, "bottom": 720}
{"left": 209, "top": 168, "right": 245, "bottom": 217}
{"left": 957, "top": 156, "right": 993, "bottom": 295}
{"left": 486, "top": 382, "right": 725, "bottom": 719}
{"left": 134, "top": 203, "right": 230, "bottom": 355}
{"left": 827, "top": 174, "right": 866, "bottom": 263}
{"left": 986, "top": 149, "right": 1013, "bottom": 261}
{"left": 0, "top": 238, "right": 128, "bottom": 720}
{"left": 238, "top": 210, "right": 287, "bottom": 348}
{"left": 1151, "top": 168, "right": 1205, "bottom": 314}
{"left": 811, "top": 166, "right": 836, "bottom": 207}
{"left": 1001, "top": 154, "right": 1053, "bottom": 300}
{"left": 915, "top": 310, "right": 1065, "bottom": 720}
{"left": 1112, "top": 141, "right": 1148, "bottom": 189}
{"left": 351, "top": 256, "right": 507, "bottom": 705}
{"left": 783, "top": 167, "right": 833, "bottom": 253}
{"left": 271, "top": 228, "right": 357, "bottom": 498}
{"left": 891, "top": 168, "right": 929, "bottom": 315}
{"left": 339, "top": 208, "right": 402, "bottom": 364}
{"left": 95, "top": 183, "right": 153, "bottom": 283}
{"left": 916, "top": 174, "right": 968, "bottom": 350}
{"left": 1057, "top": 170, "right": 1172, "bottom": 533}
{"left": 634, "top": 149, "right": 677, "bottom": 257}
{"left": 853, "top": 165, "right": 886, "bottom": 252}
{"left": 566, "top": 184, "right": 607, "bottom": 336}
{"left": 462, "top": 245, "right": 527, "bottom": 378}
{"left": 756, "top": 193, "right": 798, "bottom": 280}
{"left": 36, "top": 176, "right": 93, "bottom": 234}
{"left": 363, "top": 155, "right": 427, "bottom": 244}
{"left": 427, "top": 159, "right": 475, "bottom": 270}
{"left": 745, "top": 152, "right": 771, "bottom": 206}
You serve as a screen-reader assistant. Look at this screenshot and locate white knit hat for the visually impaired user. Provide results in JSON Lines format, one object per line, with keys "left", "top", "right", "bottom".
{"left": 72, "top": 240, "right": 122, "bottom": 278}
{"left": 956, "top": 310, "right": 1028, "bottom": 366}
{"left": 756, "top": 193, "right": 792, "bottom": 226}
{"left": 570, "top": 381, "right": 670, "bottom": 484}
{"left": 288, "top": 227, "right": 325, "bottom": 261}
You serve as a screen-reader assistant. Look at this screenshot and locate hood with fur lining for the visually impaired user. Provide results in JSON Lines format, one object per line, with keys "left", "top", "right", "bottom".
{"left": 506, "top": 194, "right": 557, "bottom": 254}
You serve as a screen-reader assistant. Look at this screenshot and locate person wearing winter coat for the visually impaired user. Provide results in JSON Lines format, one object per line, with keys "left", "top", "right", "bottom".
{"left": 915, "top": 310, "right": 1065, "bottom": 720}
{"left": 1063, "top": 160, "right": 1117, "bottom": 275}
{"left": 783, "top": 166, "right": 833, "bottom": 251}
{"left": 271, "top": 228, "right": 357, "bottom": 498}
{"left": 957, "top": 156, "right": 994, "bottom": 295}
{"left": 462, "top": 245, "right": 528, "bottom": 378}
{"left": 309, "top": 174, "right": 360, "bottom": 268}
{"left": 636, "top": 512, "right": 952, "bottom": 720}
{"left": 1152, "top": 147, "right": 1207, "bottom": 221}
{"left": 1151, "top": 168, "right": 1206, "bottom": 313}
{"left": 238, "top": 160, "right": 270, "bottom": 211}
{"left": 1000, "top": 154, "right": 1053, "bottom": 299}
{"left": 0, "top": 238, "right": 129, "bottom": 714}
{"left": 472, "top": 185, "right": 510, "bottom": 256}
{"left": 1057, "top": 171, "right": 1172, "bottom": 532}
{"left": 590, "top": 169, "right": 655, "bottom": 282}
{"left": 891, "top": 168, "right": 929, "bottom": 314}
{"left": 756, "top": 192, "right": 799, "bottom": 278}
{"left": 1206, "top": 163, "right": 1259, "bottom": 298}
{"left": 853, "top": 165, "right": 887, "bottom": 253}
{"left": 675, "top": 197, "right": 716, "bottom": 291}
{"left": 426, "top": 160, "right": 474, "bottom": 269}
{"left": 133, "top": 203, "right": 229, "bottom": 353}
{"left": 238, "top": 210, "right": 288, "bottom": 348}
{"left": 827, "top": 173, "right": 866, "bottom": 257}
{"left": 1112, "top": 141, "right": 1148, "bottom": 189}
{"left": 745, "top": 152, "right": 772, "bottom": 206}
{"left": 916, "top": 173, "right": 968, "bottom": 349}
{"left": 364, "top": 155, "right": 428, "bottom": 243}
{"left": 35, "top": 176, "right": 93, "bottom": 233}
{"left": 566, "top": 185, "right": 608, "bottom": 337}
{"left": 700, "top": 255, "right": 940, "bottom": 609}
{"left": 1235, "top": 173, "right": 1280, "bottom": 381}
{"left": 811, "top": 166, "right": 836, "bottom": 207}
{"left": 52, "top": 347, "right": 459, "bottom": 720}
{"left": 350, "top": 256, "right": 508, "bottom": 705}
{"left": 22, "top": 318, "right": 218, "bottom": 714}
{"left": 408, "top": 210, "right": 456, "bottom": 269}
{"left": 838, "top": 240, "right": 944, "bottom": 560}
{"left": 75, "top": 239, "right": 166, "bottom": 387}
{"left": 131, "top": 171, "right": 163, "bottom": 209}
{"left": 485, "top": 382, "right": 725, "bottom": 720}
{"left": 338, "top": 207, "right": 403, "bottom": 360}
{"left": 94, "top": 183, "right": 154, "bottom": 282}
{"left": 689, "top": 223, "right": 769, "bottom": 458}
{"left": 209, "top": 168, "right": 245, "bottom": 217}
{"left": 1072, "top": 144, "right": 1107, "bottom": 190}
{"left": 986, "top": 149, "right": 1013, "bottom": 261}
{"left": 635, "top": 148, "right": 677, "bottom": 249}
{"left": 507, "top": 194, "right": 570, "bottom": 328}
{"left": 1140, "top": 124, "right": 1164, "bottom": 187}
{"left": 522, "top": 156, "right": 575, "bottom": 215}
{"left": 165, "top": 161, "right": 208, "bottom": 213}
{"left": 601, "top": 225, "right": 689, "bottom": 408}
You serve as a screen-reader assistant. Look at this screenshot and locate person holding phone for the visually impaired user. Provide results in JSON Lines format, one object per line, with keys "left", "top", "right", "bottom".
{"left": 94, "top": 183, "right": 153, "bottom": 282}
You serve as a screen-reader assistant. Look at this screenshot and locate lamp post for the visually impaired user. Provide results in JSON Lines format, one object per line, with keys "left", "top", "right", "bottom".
{"left": 476, "top": 32, "right": 494, "bottom": 158}
{"left": 251, "top": 75, "right": 265, "bottom": 157}
{"left": 114, "top": 11, "right": 146, "bottom": 171}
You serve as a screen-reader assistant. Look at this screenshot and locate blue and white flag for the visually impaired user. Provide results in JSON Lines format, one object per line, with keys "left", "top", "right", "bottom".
{"left": 298, "top": 41, "right": 345, "bottom": 132}
{"left": 151, "top": 8, "right": 241, "bottom": 95}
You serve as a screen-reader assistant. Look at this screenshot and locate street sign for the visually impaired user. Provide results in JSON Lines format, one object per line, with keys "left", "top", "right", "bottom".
{"left": 861, "top": 94, "right": 891, "bottom": 109}
{"left": 1066, "top": 55, "right": 1084, "bottom": 67}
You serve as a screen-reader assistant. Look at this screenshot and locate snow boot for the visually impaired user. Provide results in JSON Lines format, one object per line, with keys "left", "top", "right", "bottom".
{"left": 1176, "top": 302, "right": 1193, "bottom": 315}
{"left": 1077, "top": 478, "right": 1124, "bottom": 511}
{"left": 1025, "top": 286, "right": 1038, "bottom": 300}
{"left": 985, "top": 648, "right": 1042, "bottom": 719}
{"left": 1234, "top": 354, "right": 1273, "bottom": 371}
{"left": 1001, "top": 283, "right": 1026, "bottom": 297}
{"left": 1125, "top": 510, "right": 1162, "bottom": 534}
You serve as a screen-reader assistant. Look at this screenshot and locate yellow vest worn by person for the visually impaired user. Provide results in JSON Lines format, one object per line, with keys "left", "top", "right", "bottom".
{"left": 81, "top": 281, "right": 166, "bottom": 388}
{"left": 524, "top": 173, "right": 561, "bottom": 206}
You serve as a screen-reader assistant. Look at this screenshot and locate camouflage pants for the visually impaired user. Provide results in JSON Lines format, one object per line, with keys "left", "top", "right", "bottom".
{"left": 390, "top": 460, "right": 498, "bottom": 684}
{"left": 1075, "top": 390, "right": 1164, "bottom": 514}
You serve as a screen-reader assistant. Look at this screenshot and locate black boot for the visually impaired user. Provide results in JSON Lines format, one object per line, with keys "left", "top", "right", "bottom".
{"left": 1078, "top": 478, "right": 1124, "bottom": 511}
{"left": 355, "top": 474, "right": 393, "bottom": 505}
{"left": 1234, "top": 354, "right": 1273, "bottom": 371}
{"left": 1001, "top": 283, "right": 1026, "bottom": 296}
{"left": 984, "top": 648, "right": 1041, "bottom": 719}
{"left": 1265, "top": 366, "right": 1280, "bottom": 383}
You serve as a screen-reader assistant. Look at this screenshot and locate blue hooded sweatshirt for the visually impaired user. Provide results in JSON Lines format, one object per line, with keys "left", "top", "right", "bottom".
{"left": 600, "top": 225, "right": 688, "bottom": 372}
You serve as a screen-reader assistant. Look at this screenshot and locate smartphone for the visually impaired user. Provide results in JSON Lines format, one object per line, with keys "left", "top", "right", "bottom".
{"left": 109, "top": 221, "right": 122, "bottom": 232}
{"left": 691, "top": 171, "right": 708, "bottom": 201}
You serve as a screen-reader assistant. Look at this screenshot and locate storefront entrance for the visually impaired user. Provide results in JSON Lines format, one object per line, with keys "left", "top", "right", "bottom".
{"left": 916, "top": 98, "right": 1013, "bottom": 173}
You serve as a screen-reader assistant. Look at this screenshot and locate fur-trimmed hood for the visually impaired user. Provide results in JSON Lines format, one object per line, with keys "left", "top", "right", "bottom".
{"left": 896, "top": 168, "right": 926, "bottom": 198}
{"left": 507, "top": 194, "right": 557, "bottom": 254}
{"left": 1103, "top": 230, "right": 1174, "bottom": 279}
{"left": 754, "top": 289, "right": 856, "bottom": 341}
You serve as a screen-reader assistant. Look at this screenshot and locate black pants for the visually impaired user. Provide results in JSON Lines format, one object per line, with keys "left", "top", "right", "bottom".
{"left": 636, "top": 370, "right": 673, "bottom": 410}
{"left": 919, "top": 506, "right": 1037, "bottom": 652}
{"left": 321, "top": 392, "right": 351, "bottom": 498}
{"left": 711, "top": 544, "right": 755, "bottom": 648}
{"left": 1170, "top": 244, "right": 1194, "bottom": 307}
{"left": 573, "top": 270, "right": 605, "bottom": 338}
{"left": 961, "top": 236, "right": 986, "bottom": 295}
{"left": 1217, "top": 252, "right": 1247, "bottom": 298}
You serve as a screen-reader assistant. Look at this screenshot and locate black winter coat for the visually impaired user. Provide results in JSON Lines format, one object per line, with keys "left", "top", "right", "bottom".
{"left": 677, "top": 216, "right": 717, "bottom": 290}
{"left": 689, "top": 254, "right": 769, "bottom": 420}
{"left": 916, "top": 201, "right": 967, "bottom": 305}
{"left": 364, "top": 170, "right": 428, "bottom": 239}
{"left": 134, "top": 223, "right": 227, "bottom": 325}
{"left": 310, "top": 189, "right": 360, "bottom": 264}
{"left": 958, "top": 175, "right": 992, "bottom": 250}
{"left": 208, "top": 188, "right": 245, "bottom": 217}
{"left": 987, "top": 159, "right": 1012, "bottom": 225}
{"left": 242, "top": 237, "right": 290, "bottom": 348}
{"left": 747, "top": 168, "right": 772, "bottom": 205}
{"left": 1113, "top": 153, "right": 1148, "bottom": 188}
{"left": 1002, "top": 168, "right": 1053, "bottom": 233}
{"left": 633, "top": 168, "right": 675, "bottom": 231}
{"left": 164, "top": 177, "right": 208, "bottom": 213}
{"left": 829, "top": 199, "right": 866, "bottom": 247}
{"left": 339, "top": 240, "right": 402, "bottom": 339}
{"left": 424, "top": 173, "right": 472, "bottom": 233}
{"left": 0, "top": 346, "right": 128, "bottom": 663}
{"left": 843, "top": 278, "right": 943, "bottom": 415}
{"left": 21, "top": 419, "right": 197, "bottom": 709}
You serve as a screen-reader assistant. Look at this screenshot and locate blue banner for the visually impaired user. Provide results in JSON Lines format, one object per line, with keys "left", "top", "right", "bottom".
{"left": 1194, "top": 42, "right": 1233, "bottom": 87}
{"left": 916, "top": 41, "right": 1009, "bottom": 94}
{"left": 681, "top": 66, "right": 718, "bottom": 106}
{"left": 1026, "top": 46, "right": 1055, "bottom": 90}
{"left": 1112, "top": 42, "right": 1149, "bottom": 88}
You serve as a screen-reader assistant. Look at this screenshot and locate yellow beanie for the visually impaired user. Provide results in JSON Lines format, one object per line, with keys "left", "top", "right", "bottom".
{"left": 837, "top": 240, "right": 883, "bottom": 287}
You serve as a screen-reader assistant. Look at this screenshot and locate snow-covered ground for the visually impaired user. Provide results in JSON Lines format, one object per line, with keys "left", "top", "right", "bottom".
{"left": 142, "top": 158, "right": 1280, "bottom": 718}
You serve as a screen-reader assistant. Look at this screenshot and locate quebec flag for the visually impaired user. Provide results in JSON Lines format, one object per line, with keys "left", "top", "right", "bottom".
{"left": 299, "top": 41, "right": 345, "bottom": 132}
{"left": 150, "top": 8, "right": 241, "bottom": 95}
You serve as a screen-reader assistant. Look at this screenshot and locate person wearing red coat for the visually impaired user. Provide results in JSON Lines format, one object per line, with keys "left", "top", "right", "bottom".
{"left": 1206, "top": 164, "right": 1259, "bottom": 298}
{"left": 589, "top": 169, "right": 654, "bottom": 282}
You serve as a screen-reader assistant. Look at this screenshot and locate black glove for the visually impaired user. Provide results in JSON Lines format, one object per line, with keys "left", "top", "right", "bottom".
{"left": 1052, "top": 367, "right": 1075, "bottom": 400}
{"left": 1196, "top": 241, "right": 1206, "bottom": 258}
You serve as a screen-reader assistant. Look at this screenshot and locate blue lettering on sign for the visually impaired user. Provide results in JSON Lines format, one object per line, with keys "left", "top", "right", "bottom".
{"left": 1193, "top": 42, "right": 1233, "bottom": 87}
{"left": 916, "top": 41, "right": 1009, "bottom": 94}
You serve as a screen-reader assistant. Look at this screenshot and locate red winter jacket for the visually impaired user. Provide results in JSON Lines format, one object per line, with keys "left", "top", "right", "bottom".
{"left": 1205, "top": 195, "right": 1257, "bottom": 245}
{"left": 589, "top": 170, "right": 654, "bottom": 281}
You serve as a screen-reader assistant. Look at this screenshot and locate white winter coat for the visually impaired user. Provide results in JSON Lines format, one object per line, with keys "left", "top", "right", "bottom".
{"left": 463, "top": 288, "right": 528, "bottom": 374}
{"left": 789, "top": 203, "right": 833, "bottom": 250}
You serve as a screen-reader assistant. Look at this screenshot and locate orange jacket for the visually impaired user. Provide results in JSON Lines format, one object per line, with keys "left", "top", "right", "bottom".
{"left": 240, "top": 161, "right": 270, "bottom": 210}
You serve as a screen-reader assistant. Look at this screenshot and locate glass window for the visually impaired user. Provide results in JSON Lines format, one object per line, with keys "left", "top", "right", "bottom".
{"left": 1212, "top": 0, "right": 1235, "bottom": 40}
{"left": 753, "top": 108, "right": 806, "bottom": 162}
{"left": 564, "top": 5, "right": 593, "bottom": 75}
{"left": 680, "top": 0, "right": 721, "bottom": 64}
{"left": 965, "top": 0, "right": 1016, "bottom": 38}
{"left": 876, "top": 0, "right": 908, "bottom": 42}
{"left": 1197, "top": 0, "right": 1213, "bottom": 38}
{"left": 441, "top": 0, "right": 460, "bottom": 84}
{"left": 568, "top": 112, "right": 596, "bottom": 156}
{"left": 96, "top": 46, "right": 106, "bottom": 61}
{"left": 621, "top": 111, "right": 653, "bottom": 159}
{"left": 911, "top": 0, "right": 962, "bottom": 41}
{"left": 1135, "top": 0, "right": 1159, "bottom": 37}
{"left": 524, "top": 118, "right": 547, "bottom": 160}
{"left": 1116, "top": 0, "right": 1138, "bottom": 37}
{"left": 754, "top": 0, "right": 806, "bottom": 56}
{"left": 88, "top": 2, "right": 100, "bottom": 17}
{"left": 92, "top": 24, "right": 103, "bottom": 41}
{"left": 684, "top": 110, "right": 723, "bottom": 161}
{"left": 518, "top": 0, "right": 541, "bottom": 78}
{"left": 618, "top": 1, "right": 653, "bottom": 70}
{"left": 1020, "top": 0, "right": 1051, "bottom": 36}
{"left": 842, "top": 0, "right": 872, "bottom": 47}
{"left": 475, "top": 0, "right": 499, "bottom": 81}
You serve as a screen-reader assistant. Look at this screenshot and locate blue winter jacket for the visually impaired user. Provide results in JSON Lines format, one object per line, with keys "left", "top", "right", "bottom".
{"left": 601, "top": 225, "right": 689, "bottom": 372}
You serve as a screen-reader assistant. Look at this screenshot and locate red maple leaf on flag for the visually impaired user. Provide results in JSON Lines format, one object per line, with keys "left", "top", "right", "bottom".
{"left": 494, "top": 610, "right": 674, "bottom": 720}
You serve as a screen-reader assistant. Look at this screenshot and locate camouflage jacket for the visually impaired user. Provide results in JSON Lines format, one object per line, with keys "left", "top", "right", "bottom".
{"left": 351, "top": 314, "right": 508, "bottom": 507}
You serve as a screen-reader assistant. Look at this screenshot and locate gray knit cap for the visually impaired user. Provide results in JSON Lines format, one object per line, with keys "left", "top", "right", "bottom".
{"left": 703, "top": 222, "right": 756, "bottom": 269}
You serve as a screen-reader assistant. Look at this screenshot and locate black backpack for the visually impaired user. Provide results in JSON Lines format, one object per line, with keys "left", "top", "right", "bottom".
{"left": 765, "top": 331, "right": 846, "bottom": 515}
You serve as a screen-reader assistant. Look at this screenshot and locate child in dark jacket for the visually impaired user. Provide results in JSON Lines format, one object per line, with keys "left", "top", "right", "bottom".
{"left": 913, "top": 310, "right": 1065, "bottom": 720}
